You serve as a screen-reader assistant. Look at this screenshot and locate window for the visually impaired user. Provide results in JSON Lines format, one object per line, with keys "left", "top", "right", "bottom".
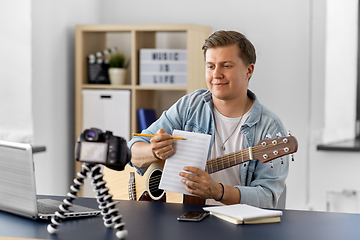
{"left": 317, "top": 0, "right": 360, "bottom": 151}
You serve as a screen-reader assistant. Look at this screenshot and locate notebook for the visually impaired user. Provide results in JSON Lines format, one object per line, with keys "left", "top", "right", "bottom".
{"left": 0, "top": 140, "right": 100, "bottom": 220}
{"left": 203, "top": 204, "right": 282, "bottom": 224}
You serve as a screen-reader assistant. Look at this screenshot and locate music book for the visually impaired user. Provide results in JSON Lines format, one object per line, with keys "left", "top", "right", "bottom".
{"left": 159, "top": 130, "right": 211, "bottom": 195}
{"left": 203, "top": 204, "right": 282, "bottom": 225}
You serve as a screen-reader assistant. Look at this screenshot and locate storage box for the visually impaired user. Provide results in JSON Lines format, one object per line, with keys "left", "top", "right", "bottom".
{"left": 81, "top": 89, "right": 131, "bottom": 197}
{"left": 82, "top": 89, "right": 130, "bottom": 140}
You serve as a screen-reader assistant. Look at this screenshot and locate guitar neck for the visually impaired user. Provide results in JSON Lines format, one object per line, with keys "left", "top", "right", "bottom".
{"left": 205, "top": 148, "right": 250, "bottom": 174}
{"left": 205, "top": 135, "right": 298, "bottom": 174}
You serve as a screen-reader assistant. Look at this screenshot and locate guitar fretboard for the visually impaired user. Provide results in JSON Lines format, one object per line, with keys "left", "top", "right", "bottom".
{"left": 204, "top": 136, "right": 297, "bottom": 174}
{"left": 205, "top": 148, "right": 252, "bottom": 174}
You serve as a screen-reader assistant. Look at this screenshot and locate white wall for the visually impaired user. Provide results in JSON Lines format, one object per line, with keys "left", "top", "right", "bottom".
{"left": 323, "top": 0, "right": 358, "bottom": 143}
{"left": 308, "top": 0, "right": 360, "bottom": 212}
{"left": 31, "top": 0, "right": 101, "bottom": 195}
{"left": 0, "top": 1, "right": 33, "bottom": 142}
{"left": 99, "top": 0, "right": 312, "bottom": 209}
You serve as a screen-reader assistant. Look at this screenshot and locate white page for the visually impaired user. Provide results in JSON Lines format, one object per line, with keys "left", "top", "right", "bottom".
{"left": 203, "top": 204, "right": 283, "bottom": 221}
{"left": 159, "top": 130, "right": 211, "bottom": 196}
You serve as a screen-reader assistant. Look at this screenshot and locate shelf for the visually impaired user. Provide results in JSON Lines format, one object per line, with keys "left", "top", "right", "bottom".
{"left": 317, "top": 138, "right": 360, "bottom": 152}
{"left": 75, "top": 24, "right": 212, "bottom": 189}
{"left": 75, "top": 24, "right": 211, "bottom": 140}
{"left": 76, "top": 24, "right": 211, "bottom": 32}
{"left": 82, "top": 84, "right": 132, "bottom": 89}
{"left": 135, "top": 85, "right": 188, "bottom": 91}
{"left": 82, "top": 84, "right": 188, "bottom": 91}
{"left": 75, "top": 24, "right": 212, "bottom": 199}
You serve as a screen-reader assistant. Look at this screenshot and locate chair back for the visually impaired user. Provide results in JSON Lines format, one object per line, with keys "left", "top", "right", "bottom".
{"left": 277, "top": 185, "right": 286, "bottom": 209}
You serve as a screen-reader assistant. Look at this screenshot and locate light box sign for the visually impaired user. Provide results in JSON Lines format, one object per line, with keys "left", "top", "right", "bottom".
{"left": 140, "top": 49, "right": 187, "bottom": 86}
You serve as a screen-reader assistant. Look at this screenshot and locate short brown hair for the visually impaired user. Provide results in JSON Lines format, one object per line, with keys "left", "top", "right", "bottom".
{"left": 202, "top": 30, "right": 256, "bottom": 65}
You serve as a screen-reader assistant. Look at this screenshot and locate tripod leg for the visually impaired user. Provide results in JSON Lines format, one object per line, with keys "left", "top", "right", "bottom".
{"left": 47, "top": 163, "right": 91, "bottom": 234}
{"left": 90, "top": 164, "right": 128, "bottom": 239}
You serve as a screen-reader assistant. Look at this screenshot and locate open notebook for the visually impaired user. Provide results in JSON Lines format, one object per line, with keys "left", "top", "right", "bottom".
{"left": 0, "top": 140, "right": 100, "bottom": 220}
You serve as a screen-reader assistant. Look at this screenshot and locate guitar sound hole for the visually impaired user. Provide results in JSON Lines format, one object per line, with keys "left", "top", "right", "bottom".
{"left": 149, "top": 170, "right": 164, "bottom": 198}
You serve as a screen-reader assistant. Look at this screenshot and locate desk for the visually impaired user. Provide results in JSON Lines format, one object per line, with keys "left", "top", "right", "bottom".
{"left": 1, "top": 195, "right": 360, "bottom": 240}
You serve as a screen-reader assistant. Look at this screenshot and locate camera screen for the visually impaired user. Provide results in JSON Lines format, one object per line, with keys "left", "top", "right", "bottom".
{"left": 79, "top": 142, "right": 108, "bottom": 163}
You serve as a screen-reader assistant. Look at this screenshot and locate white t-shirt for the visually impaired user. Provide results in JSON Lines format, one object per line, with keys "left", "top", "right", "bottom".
{"left": 205, "top": 106, "right": 251, "bottom": 205}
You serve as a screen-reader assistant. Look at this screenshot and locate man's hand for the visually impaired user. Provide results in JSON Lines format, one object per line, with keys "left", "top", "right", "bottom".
{"left": 150, "top": 128, "right": 174, "bottom": 160}
{"left": 179, "top": 166, "right": 223, "bottom": 200}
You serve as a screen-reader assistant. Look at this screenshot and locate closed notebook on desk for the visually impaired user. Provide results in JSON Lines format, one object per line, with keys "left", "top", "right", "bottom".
{"left": 203, "top": 204, "right": 282, "bottom": 225}
{"left": 209, "top": 212, "right": 281, "bottom": 224}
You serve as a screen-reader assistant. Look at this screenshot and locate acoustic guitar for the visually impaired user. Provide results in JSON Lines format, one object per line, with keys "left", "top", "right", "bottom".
{"left": 127, "top": 135, "right": 298, "bottom": 204}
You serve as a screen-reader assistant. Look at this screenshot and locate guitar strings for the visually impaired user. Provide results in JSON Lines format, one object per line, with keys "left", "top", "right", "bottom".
{"left": 207, "top": 140, "right": 290, "bottom": 170}
{"left": 210, "top": 141, "right": 287, "bottom": 164}
{"left": 147, "top": 142, "right": 290, "bottom": 187}
{"left": 132, "top": 175, "right": 163, "bottom": 192}
{"left": 132, "top": 139, "right": 293, "bottom": 194}
{"left": 130, "top": 176, "right": 162, "bottom": 190}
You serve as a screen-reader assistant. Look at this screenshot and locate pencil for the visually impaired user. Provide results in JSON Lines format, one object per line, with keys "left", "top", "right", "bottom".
{"left": 133, "top": 133, "right": 187, "bottom": 140}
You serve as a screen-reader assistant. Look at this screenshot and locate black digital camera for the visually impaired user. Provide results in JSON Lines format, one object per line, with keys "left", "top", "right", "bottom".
{"left": 75, "top": 128, "right": 131, "bottom": 171}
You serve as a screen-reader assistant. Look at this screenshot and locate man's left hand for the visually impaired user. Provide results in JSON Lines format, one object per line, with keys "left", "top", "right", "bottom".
{"left": 179, "top": 166, "right": 222, "bottom": 200}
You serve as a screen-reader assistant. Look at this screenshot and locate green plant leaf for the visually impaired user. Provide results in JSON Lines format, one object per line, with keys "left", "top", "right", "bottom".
{"left": 108, "top": 53, "right": 127, "bottom": 68}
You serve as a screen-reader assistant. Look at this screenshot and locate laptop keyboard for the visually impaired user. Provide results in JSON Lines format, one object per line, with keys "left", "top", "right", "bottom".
{"left": 37, "top": 201, "right": 73, "bottom": 214}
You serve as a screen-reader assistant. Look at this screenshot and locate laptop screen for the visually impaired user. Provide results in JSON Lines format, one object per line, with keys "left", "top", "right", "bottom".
{"left": 0, "top": 140, "right": 39, "bottom": 218}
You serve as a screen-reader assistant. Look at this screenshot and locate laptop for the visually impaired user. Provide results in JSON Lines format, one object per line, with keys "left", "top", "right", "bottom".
{"left": 0, "top": 140, "right": 101, "bottom": 220}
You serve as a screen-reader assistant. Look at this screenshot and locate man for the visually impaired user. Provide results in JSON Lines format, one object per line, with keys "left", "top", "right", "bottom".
{"left": 127, "top": 30, "right": 288, "bottom": 208}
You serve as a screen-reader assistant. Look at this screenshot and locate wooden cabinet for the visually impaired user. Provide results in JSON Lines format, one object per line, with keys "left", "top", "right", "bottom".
{"left": 75, "top": 24, "right": 212, "bottom": 199}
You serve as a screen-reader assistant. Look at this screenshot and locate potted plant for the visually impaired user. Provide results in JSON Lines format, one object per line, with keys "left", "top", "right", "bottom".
{"left": 107, "top": 52, "right": 129, "bottom": 85}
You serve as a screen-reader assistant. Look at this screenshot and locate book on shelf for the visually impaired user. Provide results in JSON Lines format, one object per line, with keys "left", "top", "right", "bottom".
{"left": 137, "top": 108, "right": 157, "bottom": 131}
{"left": 203, "top": 204, "right": 282, "bottom": 225}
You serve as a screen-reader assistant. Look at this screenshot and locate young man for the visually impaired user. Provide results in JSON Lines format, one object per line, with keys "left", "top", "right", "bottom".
{"left": 127, "top": 30, "right": 288, "bottom": 208}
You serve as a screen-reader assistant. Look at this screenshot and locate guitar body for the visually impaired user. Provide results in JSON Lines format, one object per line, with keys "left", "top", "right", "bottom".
{"left": 128, "top": 161, "right": 182, "bottom": 203}
{"left": 103, "top": 161, "right": 183, "bottom": 203}
{"left": 183, "top": 195, "right": 205, "bottom": 205}
{"left": 128, "top": 161, "right": 205, "bottom": 204}
{"left": 130, "top": 161, "right": 166, "bottom": 202}
{"left": 102, "top": 164, "right": 137, "bottom": 200}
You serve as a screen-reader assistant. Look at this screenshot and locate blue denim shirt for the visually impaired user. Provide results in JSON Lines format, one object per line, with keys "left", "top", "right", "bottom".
{"left": 128, "top": 89, "right": 289, "bottom": 208}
